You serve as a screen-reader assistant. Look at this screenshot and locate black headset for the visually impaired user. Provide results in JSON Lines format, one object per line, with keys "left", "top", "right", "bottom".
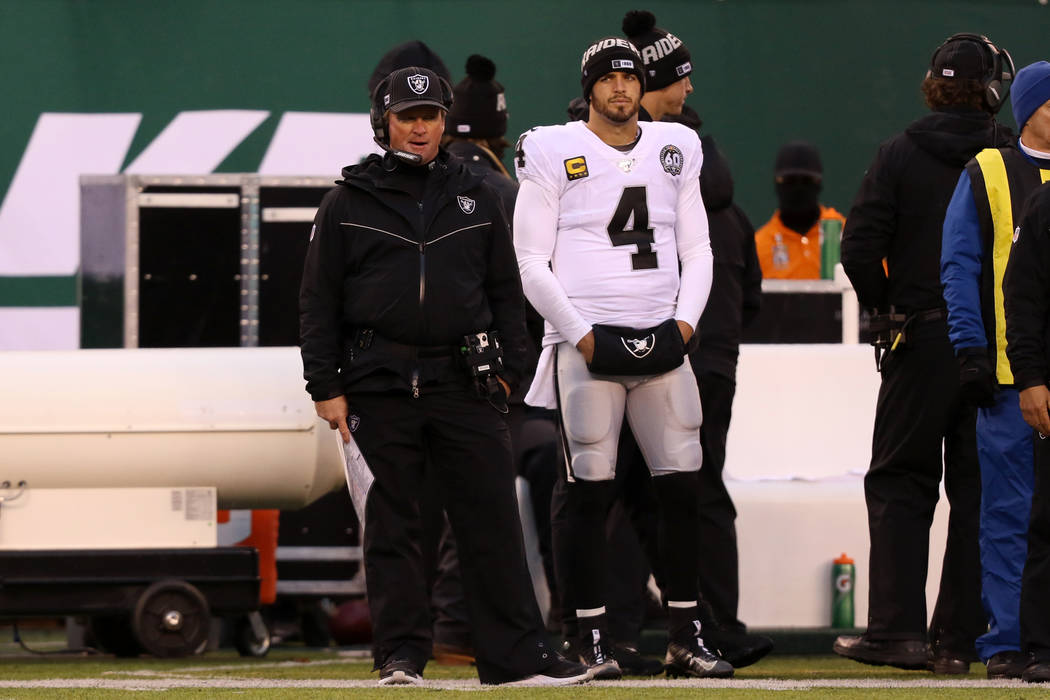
{"left": 369, "top": 70, "right": 454, "bottom": 145}
{"left": 926, "top": 33, "right": 1015, "bottom": 112}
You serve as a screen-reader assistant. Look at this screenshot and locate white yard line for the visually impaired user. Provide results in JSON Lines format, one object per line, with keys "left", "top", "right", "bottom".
{"left": 0, "top": 678, "right": 1034, "bottom": 690}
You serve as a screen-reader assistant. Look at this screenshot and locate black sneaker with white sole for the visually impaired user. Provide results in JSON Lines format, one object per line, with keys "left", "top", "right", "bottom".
{"left": 578, "top": 628, "right": 622, "bottom": 680}
{"left": 665, "top": 638, "right": 734, "bottom": 678}
{"left": 502, "top": 655, "right": 592, "bottom": 686}
{"left": 377, "top": 658, "right": 423, "bottom": 686}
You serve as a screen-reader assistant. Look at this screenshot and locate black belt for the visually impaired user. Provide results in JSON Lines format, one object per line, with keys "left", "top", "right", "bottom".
{"left": 907, "top": 308, "right": 947, "bottom": 324}
{"left": 353, "top": 328, "right": 455, "bottom": 359}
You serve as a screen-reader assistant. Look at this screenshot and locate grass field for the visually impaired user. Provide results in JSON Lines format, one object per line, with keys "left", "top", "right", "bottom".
{"left": 1, "top": 627, "right": 1047, "bottom": 699}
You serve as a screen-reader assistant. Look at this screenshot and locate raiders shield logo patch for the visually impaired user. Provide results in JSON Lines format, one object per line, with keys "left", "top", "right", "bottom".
{"left": 407, "top": 73, "right": 429, "bottom": 94}
{"left": 349, "top": 414, "right": 360, "bottom": 432}
{"left": 564, "top": 156, "right": 589, "bottom": 181}
{"left": 457, "top": 195, "right": 476, "bottom": 214}
{"left": 621, "top": 333, "right": 656, "bottom": 358}
{"left": 660, "top": 145, "right": 683, "bottom": 176}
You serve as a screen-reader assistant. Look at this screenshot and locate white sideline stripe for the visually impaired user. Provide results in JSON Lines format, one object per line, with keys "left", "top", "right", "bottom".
{"left": 103, "top": 655, "right": 364, "bottom": 675}
{"left": 1, "top": 678, "right": 1031, "bottom": 690}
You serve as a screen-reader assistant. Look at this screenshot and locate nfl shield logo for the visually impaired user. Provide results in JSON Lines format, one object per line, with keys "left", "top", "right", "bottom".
{"left": 457, "top": 196, "right": 476, "bottom": 214}
{"left": 407, "top": 74, "right": 429, "bottom": 94}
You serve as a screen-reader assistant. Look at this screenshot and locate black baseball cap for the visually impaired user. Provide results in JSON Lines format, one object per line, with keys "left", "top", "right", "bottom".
{"left": 380, "top": 67, "right": 451, "bottom": 114}
{"left": 774, "top": 141, "right": 823, "bottom": 180}
{"left": 929, "top": 37, "right": 988, "bottom": 81}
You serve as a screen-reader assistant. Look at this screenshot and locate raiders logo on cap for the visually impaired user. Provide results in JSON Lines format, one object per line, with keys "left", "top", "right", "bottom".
{"left": 407, "top": 73, "right": 430, "bottom": 94}
{"left": 660, "top": 145, "right": 683, "bottom": 176}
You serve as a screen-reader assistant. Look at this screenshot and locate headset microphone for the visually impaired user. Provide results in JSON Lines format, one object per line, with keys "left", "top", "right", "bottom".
{"left": 373, "top": 137, "right": 423, "bottom": 165}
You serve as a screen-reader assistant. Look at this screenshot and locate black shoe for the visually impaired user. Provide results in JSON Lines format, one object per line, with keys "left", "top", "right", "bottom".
{"left": 1023, "top": 660, "right": 1050, "bottom": 683}
{"left": 927, "top": 649, "right": 972, "bottom": 675}
{"left": 503, "top": 655, "right": 591, "bottom": 686}
{"left": 612, "top": 642, "right": 664, "bottom": 676}
{"left": 664, "top": 638, "right": 734, "bottom": 678}
{"left": 377, "top": 658, "right": 423, "bottom": 686}
{"left": 833, "top": 635, "right": 928, "bottom": 670}
{"left": 987, "top": 650, "right": 1029, "bottom": 679}
{"left": 701, "top": 626, "right": 774, "bottom": 668}
{"left": 577, "top": 630, "right": 621, "bottom": 680}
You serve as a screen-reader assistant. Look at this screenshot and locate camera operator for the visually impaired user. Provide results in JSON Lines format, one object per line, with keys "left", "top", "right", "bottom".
{"left": 298, "top": 66, "right": 587, "bottom": 687}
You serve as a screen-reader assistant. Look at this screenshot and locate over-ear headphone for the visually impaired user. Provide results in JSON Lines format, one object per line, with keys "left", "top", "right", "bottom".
{"left": 369, "top": 70, "right": 454, "bottom": 144}
{"left": 926, "top": 33, "right": 1015, "bottom": 113}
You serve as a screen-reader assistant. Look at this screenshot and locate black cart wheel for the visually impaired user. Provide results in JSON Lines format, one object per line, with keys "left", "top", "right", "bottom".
{"left": 131, "top": 580, "right": 211, "bottom": 658}
{"left": 87, "top": 615, "right": 143, "bottom": 657}
{"left": 233, "top": 612, "right": 271, "bottom": 657}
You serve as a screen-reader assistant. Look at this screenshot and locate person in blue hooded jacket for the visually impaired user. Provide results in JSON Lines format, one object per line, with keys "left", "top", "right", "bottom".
{"left": 941, "top": 59, "right": 1050, "bottom": 680}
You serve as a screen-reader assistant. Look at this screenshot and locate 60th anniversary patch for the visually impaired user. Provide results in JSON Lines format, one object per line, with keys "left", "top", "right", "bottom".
{"left": 659, "top": 144, "right": 683, "bottom": 176}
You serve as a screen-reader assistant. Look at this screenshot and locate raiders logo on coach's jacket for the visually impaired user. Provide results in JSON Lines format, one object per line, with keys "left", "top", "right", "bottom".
{"left": 299, "top": 149, "right": 528, "bottom": 402}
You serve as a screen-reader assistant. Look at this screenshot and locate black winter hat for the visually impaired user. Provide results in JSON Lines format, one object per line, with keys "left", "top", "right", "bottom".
{"left": 580, "top": 36, "right": 646, "bottom": 101}
{"left": 445, "top": 55, "right": 508, "bottom": 138}
{"left": 367, "top": 40, "right": 451, "bottom": 94}
{"left": 774, "top": 141, "right": 823, "bottom": 180}
{"left": 622, "top": 10, "right": 692, "bottom": 91}
{"left": 928, "top": 36, "right": 990, "bottom": 82}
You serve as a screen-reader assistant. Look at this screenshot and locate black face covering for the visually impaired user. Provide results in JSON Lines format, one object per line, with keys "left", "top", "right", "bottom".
{"left": 776, "top": 177, "right": 822, "bottom": 233}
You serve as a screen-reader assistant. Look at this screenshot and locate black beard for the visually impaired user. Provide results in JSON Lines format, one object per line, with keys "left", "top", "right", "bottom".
{"left": 592, "top": 98, "right": 638, "bottom": 124}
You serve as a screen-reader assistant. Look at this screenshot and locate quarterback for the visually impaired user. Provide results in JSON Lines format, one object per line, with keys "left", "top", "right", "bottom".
{"left": 513, "top": 36, "right": 730, "bottom": 678}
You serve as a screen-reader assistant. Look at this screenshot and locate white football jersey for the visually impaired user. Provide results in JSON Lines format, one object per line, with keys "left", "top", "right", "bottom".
{"left": 514, "top": 119, "right": 704, "bottom": 334}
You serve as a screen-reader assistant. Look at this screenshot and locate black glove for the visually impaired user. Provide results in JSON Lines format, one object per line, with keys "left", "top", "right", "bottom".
{"left": 957, "top": 347, "right": 997, "bottom": 408}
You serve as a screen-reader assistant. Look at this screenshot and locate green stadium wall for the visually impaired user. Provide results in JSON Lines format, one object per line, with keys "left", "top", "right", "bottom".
{"left": 0, "top": 0, "right": 1046, "bottom": 347}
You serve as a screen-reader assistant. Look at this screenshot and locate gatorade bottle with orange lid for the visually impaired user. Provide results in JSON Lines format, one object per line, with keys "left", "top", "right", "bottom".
{"left": 832, "top": 553, "right": 855, "bottom": 628}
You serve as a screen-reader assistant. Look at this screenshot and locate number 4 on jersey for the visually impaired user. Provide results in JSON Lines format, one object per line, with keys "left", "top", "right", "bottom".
{"left": 607, "top": 186, "right": 657, "bottom": 270}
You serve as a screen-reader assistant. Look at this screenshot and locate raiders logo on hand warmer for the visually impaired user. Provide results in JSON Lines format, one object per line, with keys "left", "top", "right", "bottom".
{"left": 587, "top": 319, "right": 685, "bottom": 376}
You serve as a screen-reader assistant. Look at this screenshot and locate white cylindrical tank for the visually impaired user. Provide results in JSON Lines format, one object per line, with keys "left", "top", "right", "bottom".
{"left": 0, "top": 347, "right": 345, "bottom": 509}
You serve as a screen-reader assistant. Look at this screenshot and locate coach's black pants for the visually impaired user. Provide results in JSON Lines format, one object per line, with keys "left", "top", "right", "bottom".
{"left": 1023, "top": 428, "right": 1050, "bottom": 661}
{"left": 692, "top": 370, "right": 743, "bottom": 631}
{"left": 349, "top": 388, "right": 553, "bottom": 684}
{"left": 863, "top": 319, "right": 985, "bottom": 654}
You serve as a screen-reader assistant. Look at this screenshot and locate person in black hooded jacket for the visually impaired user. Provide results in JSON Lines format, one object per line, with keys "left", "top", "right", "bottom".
{"left": 835, "top": 35, "right": 1014, "bottom": 672}
{"left": 299, "top": 66, "right": 587, "bottom": 688}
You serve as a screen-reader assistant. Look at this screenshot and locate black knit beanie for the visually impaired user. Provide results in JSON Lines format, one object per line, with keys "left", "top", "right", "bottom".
{"left": 580, "top": 36, "right": 646, "bottom": 101}
{"left": 445, "top": 55, "right": 508, "bottom": 138}
{"left": 622, "top": 10, "right": 692, "bottom": 91}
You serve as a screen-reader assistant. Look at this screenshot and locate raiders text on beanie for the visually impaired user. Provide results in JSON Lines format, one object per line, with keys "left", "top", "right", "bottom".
{"left": 1012, "top": 61, "right": 1050, "bottom": 131}
{"left": 445, "top": 55, "right": 508, "bottom": 138}
{"left": 622, "top": 10, "right": 692, "bottom": 91}
{"left": 580, "top": 36, "right": 646, "bottom": 101}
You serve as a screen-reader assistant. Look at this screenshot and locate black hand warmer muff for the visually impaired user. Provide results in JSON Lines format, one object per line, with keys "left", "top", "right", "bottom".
{"left": 586, "top": 319, "right": 686, "bottom": 376}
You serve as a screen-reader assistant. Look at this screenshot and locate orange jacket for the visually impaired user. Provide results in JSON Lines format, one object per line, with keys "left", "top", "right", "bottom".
{"left": 755, "top": 205, "right": 846, "bottom": 279}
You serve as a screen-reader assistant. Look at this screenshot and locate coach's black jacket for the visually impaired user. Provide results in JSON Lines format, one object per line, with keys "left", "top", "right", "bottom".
{"left": 299, "top": 149, "right": 528, "bottom": 402}
{"left": 1005, "top": 183, "right": 1050, "bottom": 392}
{"left": 841, "top": 108, "right": 1012, "bottom": 312}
